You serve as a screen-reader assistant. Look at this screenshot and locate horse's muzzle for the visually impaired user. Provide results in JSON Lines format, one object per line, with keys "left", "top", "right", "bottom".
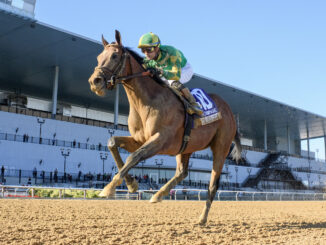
{"left": 88, "top": 73, "right": 105, "bottom": 94}
{"left": 92, "top": 77, "right": 103, "bottom": 86}
{"left": 89, "top": 72, "right": 103, "bottom": 85}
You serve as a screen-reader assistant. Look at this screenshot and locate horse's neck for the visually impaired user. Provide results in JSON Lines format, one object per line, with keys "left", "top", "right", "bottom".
{"left": 122, "top": 56, "right": 163, "bottom": 110}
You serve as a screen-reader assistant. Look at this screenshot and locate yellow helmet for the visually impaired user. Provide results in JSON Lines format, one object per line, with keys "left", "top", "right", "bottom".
{"left": 138, "top": 32, "right": 161, "bottom": 48}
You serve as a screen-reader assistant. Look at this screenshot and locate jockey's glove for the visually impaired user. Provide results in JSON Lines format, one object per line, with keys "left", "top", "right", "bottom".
{"left": 147, "top": 68, "right": 163, "bottom": 77}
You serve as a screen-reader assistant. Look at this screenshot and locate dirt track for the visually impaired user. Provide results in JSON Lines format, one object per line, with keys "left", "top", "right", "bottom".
{"left": 0, "top": 199, "right": 326, "bottom": 244}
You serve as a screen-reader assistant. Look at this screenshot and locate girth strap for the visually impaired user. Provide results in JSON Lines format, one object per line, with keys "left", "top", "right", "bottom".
{"left": 178, "top": 112, "right": 193, "bottom": 154}
{"left": 168, "top": 87, "right": 194, "bottom": 154}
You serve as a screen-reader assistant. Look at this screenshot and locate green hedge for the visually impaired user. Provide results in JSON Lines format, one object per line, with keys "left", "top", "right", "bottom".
{"left": 29, "top": 189, "right": 101, "bottom": 198}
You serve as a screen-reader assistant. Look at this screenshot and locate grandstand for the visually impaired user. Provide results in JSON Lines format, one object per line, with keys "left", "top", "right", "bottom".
{"left": 0, "top": 1, "right": 326, "bottom": 193}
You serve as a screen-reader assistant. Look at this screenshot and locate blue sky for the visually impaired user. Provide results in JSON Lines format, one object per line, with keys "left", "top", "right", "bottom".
{"left": 34, "top": 1, "right": 326, "bottom": 159}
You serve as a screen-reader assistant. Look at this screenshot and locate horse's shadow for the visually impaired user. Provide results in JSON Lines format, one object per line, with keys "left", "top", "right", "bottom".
{"left": 268, "top": 221, "right": 326, "bottom": 231}
{"left": 299, "top": 222, "right": 326, "bottom": 229}
{"left": 193, "top": 221, "right": 326, "bottom": 230}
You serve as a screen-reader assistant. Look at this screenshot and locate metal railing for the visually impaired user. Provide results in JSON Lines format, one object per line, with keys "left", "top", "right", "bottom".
{"left": 1, "top": 185, "right": 325, "bottom": 201}
{"left": 0, "top": 132, "right": 109, "bottom": 152}
{"left": 0, "top": 168, "right": 114, "bottom": 187}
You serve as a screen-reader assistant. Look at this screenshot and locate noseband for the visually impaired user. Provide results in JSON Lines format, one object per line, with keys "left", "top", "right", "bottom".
{"left": 94, "top": 45, "right": 151, "bottom": 89}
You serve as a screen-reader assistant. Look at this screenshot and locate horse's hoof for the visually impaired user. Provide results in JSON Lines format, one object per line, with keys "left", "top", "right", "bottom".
{"left": 98, "top": 186, "right": 116, "bottom": 197}
{"left": 197, "top": 215, "right": 207, "bottom": 225}
{"left": 127, "top": 179, "right": 138, "bottom": 193}
{"left": 149, "top": 194, "right": 162, "bottom": 203}
{"left": 98, "top": 190, "right": 108, "bottom": 197}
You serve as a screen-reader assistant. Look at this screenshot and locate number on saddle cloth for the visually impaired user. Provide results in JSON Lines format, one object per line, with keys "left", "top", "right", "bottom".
{"left": 190, "top": 88, "right": 221, "bottom": 125}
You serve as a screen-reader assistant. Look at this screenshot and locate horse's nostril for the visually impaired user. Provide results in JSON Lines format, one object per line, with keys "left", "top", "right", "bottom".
{"left": 94, "top": 77, "right": 102, "bottom": 85}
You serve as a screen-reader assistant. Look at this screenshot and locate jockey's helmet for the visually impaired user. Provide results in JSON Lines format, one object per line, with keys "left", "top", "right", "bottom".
{"left": 138, "top": 32, "right": 161, "bottom": 48}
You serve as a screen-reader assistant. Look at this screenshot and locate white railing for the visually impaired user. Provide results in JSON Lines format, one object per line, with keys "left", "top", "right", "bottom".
{"left": 1, "top": 185, "right": 325, "bottom": 201}
{"left": 141, "top": 189, "right": 326, "bottom": 201}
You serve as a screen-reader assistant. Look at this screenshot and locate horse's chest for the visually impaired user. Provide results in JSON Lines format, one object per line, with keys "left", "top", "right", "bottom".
{"left": 128, "top": 108, "right": 153, "bottom": 143}
{"left": 129, "top": 126, "right": 146, "bottom": 143}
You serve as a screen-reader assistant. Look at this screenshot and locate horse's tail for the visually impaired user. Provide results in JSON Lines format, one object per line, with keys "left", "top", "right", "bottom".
{"left": 230, "top": 130, "right": 242, "bottom": 163}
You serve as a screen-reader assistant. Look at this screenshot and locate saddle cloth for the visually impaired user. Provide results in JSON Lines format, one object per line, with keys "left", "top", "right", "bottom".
{"left": 190, "top": 88, "right": 222, "bottom": 126}
{"left": 177, "top": 88, "right": 222, "bottom": 153}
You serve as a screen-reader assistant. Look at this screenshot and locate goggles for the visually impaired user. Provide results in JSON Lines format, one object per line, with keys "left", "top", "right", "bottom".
{"left": 141, "top": 47, "right": 155, "bottom": 53}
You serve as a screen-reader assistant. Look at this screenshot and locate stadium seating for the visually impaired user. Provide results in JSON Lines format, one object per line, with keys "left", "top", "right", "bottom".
{"left": 0, "top": 109, "right": 325, "bottom": 192}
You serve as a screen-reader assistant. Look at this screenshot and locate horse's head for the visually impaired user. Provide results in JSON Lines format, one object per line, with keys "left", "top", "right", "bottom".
{"left": 88, "top": 30, "right": 127, "bottom": 96}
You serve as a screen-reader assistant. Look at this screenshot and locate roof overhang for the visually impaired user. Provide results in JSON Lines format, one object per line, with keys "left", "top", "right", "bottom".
{"left": 0, "top": 10, "right": 325, "bottom": 141}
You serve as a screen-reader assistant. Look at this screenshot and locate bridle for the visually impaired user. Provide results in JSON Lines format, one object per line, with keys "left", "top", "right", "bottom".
{"left": 94, "top": 44, "right": 151, "bottom": 89}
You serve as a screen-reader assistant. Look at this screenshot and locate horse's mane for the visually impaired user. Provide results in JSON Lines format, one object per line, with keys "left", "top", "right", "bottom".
{"left": 125, "top": 47, "right": 143, "bottom": 64}
{"left": 125, "top": 47, "right": 166, "bottom": 86}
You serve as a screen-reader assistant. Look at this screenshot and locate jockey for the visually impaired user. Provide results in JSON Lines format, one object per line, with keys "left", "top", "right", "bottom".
{"left": 138, "top": 32, "right": 203, "bottom": 116}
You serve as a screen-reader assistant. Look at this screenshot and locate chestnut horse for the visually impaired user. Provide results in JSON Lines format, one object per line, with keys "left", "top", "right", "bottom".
{"left": 88, "top": 30, "right": 241, "bottom": 224}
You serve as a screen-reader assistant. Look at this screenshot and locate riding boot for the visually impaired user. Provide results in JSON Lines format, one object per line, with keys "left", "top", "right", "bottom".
{"left": 181, "top": 87, "right": 203, "bottom": 116}
{"left": 170, "top": 80, "right": 203, "bottom": 116}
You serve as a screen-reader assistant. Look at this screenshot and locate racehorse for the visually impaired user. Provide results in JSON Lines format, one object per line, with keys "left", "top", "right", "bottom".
{"left": 88, "top": 30, "right": 242, "bottom": 224}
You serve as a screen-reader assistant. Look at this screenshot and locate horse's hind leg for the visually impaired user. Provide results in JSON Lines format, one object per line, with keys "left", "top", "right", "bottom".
{"left": 198, "top": 138, "right": 231, "bottom": 224}
{"left": 150, "top": 153, "right": 190, "bottom": 203}
{"left": 107, "top": 136, "right": 141, "bottom": 193}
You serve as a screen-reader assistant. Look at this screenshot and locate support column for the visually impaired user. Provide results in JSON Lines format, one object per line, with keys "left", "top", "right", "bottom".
{"left": 306, "top": 127, "right": 310, "bottom": 159}
{"left": 264, "top": 120, "right": 267, "bottom": 151}
{"left": 114, "top": 84, "right": 120, "bottom": 129}
{"left": 324, "top": 135, "right": 326, "bottom": 162}
{"left": 51, "top": 66, "right": 59, "bottom": 119}
{"left": 287, "top": 125, "right": 291, "bottom": 154}
{"left": 306, "top": 126, "right": 311, "bottom": 170}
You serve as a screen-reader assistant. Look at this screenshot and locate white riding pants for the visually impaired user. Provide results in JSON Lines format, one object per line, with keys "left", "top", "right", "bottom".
{"left": 161, "top": 62, "right": 194, "bottom": 86}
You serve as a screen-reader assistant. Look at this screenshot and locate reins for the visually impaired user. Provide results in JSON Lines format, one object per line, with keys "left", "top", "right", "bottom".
{"left": 110, "top": 71, "right": 152, "bottom": 84}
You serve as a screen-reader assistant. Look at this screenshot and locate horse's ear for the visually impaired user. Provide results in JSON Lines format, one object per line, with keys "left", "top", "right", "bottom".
{"left": 102, "top": 35, "right": 109, "bottom": 47}
{"left": 115, "top": 30, "right": 122, "bottom": 46}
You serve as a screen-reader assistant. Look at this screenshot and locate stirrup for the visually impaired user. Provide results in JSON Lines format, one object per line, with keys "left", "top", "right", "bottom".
{"left": 191, "top": 104, "right": 203, "bottom": 116}
{"left": 185, "top": 103, "right": 203, "bottom": 116}
{"left": 186, "top": 107, "right": 196, "bottom": 115}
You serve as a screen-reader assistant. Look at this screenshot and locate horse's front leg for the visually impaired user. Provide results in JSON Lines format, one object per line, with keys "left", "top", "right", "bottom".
{"left": 100, "top": 133, "right": 163, "bottom": 197}
{"left": 104, "top": 136, "right": 141, "bottom": 195}
{"left": 150, "top": 154, "right": 190, "bottom": 203}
